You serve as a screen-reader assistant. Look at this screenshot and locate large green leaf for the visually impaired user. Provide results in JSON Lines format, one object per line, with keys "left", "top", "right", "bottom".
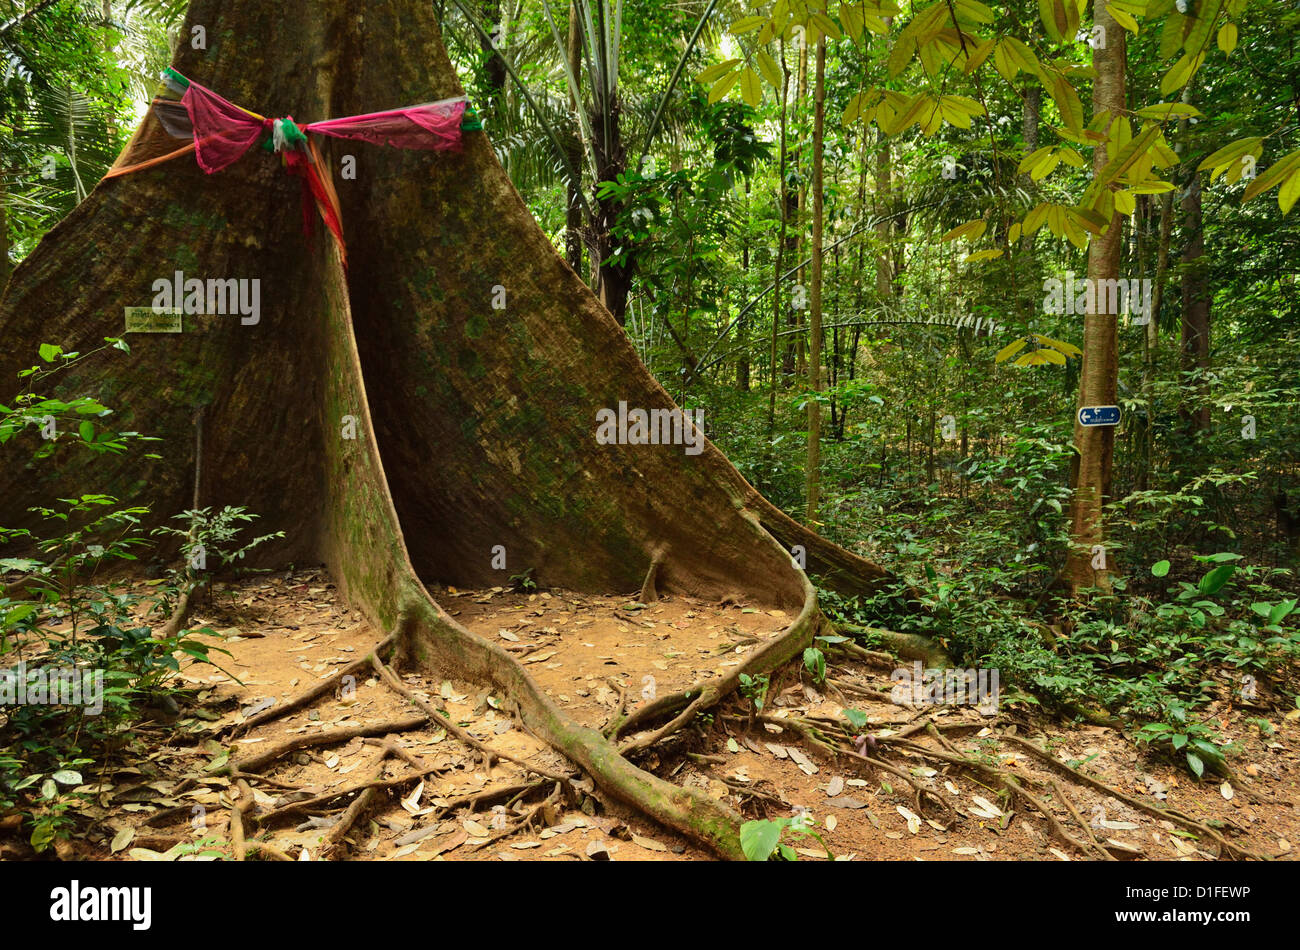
{"left": 740, "top": 819, "right": 785, "bottom": 861}
{"left": 1198, "top": 563, "right": 1236, "bottom": 596}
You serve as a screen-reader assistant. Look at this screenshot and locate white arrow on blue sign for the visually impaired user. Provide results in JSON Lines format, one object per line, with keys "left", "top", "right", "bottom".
{"left": 1078, "top": 405, "right": 1120, "bottom": 427}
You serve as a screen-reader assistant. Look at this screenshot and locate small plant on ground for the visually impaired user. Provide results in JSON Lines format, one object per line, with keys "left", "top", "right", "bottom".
{"left": 740, "top": 812, "right": 833, "bottom": 861}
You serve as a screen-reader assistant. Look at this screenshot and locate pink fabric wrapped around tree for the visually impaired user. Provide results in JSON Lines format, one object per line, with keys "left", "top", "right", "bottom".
{"left": 306, "top": 98, "right": 468, "bottom": 151}
{"left": 110, "top": 71, "right": 477, "bottom": 268}
{"left": 180, "top": 79, "right": 468, "bottom": 174}
{"left": 182, "top": 81, "right": 268, "bottom": 174}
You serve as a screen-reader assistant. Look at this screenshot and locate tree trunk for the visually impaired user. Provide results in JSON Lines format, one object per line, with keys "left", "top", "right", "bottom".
{"left": 1065, "top": 0, "right": 1124, "bottom": 593}
{"left": 767, "top": 47, "right": 790, "bottom": 439}
{"left": 0, "top": 0, "right": 897, "bottom": 859}
{"left": 588, "top": 11, "right": 631, "bottom": 327}
{"left": 1179, "top": 173, "right": 1211, "bottom": 435}
{"left": 0, "top": 168, "right": 10, "bottom": 293}
{"left": 1138, "top": 188, "right": 1174, "bottom": 488}
{"left": 805, "top": 39, "right": 825, "bottom": 523}
{"left": 874, "top": 131, "right": 892, "bottom": 297}
{"left": 1023, "top": 85, "right": 1041, "bottom": 153}
{"left": 792, "top": 43, "right": 808, "bottom": 384}
{"left": 591, "top": 90, "right": 630, "bottom": 323}
{"left": 1020, "top": 86, "right": 1041, "bottom": 252}
{"left": 478, "top": 0, "right": 507, "bottom": 119}
{"left": 737, "top": 183, "right": 750, "bottom": 391}
{"left": 563, "top": 0, "right": 584, "bottom": 274}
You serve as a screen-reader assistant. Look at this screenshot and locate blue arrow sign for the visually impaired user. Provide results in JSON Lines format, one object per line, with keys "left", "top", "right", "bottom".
{"left": 1078, "top": 405, "right": 1120, "bottom": 427}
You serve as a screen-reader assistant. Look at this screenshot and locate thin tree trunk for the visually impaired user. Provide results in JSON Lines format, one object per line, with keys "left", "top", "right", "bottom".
{"left": 793, "top": 42, "right": 808, "bottom": 383}
{"left": 478, "top": 0, "right": 507, "bottom": 120}
{"left": 1179, "top": 173, "right": 1211, "bottom": 435}
{"left": 1065, "top": 0, "right": 1125, "bottom": 593}
{"left": 738, "top": 180, "right": 750, "bottom": 391}
{"left": 0, "top": 169, "right": 10, "bottom": 293}
{"left": 1019, "top": 86, "right": 1041, "bottom": 250}
{"left": 805, "top": 39, "right": 825, "bottom": 523}
{"left": 1023, "top": 85, "right": 1041, "bottom": 153}
{"left": 1138, "top": 188, "right": 1173, "bottom": 490}
{"left": 875, "top": 131, "right": 892, "bottom": 297}
{"left": 767, "top": 47, "right": 790, "bottom": 438}
{"left": 591, "top": 95, "right": 630, "bottom": 323}
{"left": 829, "top": 242, "right": 841, "bottom": 437}
{"left": 564, "top": 0, "right": 584, "bottom": 274}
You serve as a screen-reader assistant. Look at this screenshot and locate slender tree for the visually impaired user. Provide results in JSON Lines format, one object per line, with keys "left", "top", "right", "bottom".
{"left": 1065, "top": 0, "right": 1125, "bottom": 593}
{"left": 805, "top": 37, "right": 825, "bottom": 521}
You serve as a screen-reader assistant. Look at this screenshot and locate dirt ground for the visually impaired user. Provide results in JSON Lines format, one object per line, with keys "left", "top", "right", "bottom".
{"left": 5, "top": 567, "right": 1297, "bottom": 862}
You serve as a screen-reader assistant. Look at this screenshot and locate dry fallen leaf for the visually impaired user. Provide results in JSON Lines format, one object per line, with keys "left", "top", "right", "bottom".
{"left": 400, "top": 781, "right": 424, "bottom": 815}
{"left": 421, "top": 830, "right": 468, "bottom": 858}
{"left": 826, "top": 795, "right": 868, "bottom": 809}
{"left": 896, "top": 805, "right": 922, "bottom": 835}
{"left": 786, "top": 747, "right": 818, "bottom": 775}
{"left": 110, "top": 826, "right": 134, "bottom": 854}
{"left": 1104, "top": 838, "right": 1144, "bottom": 859}
{"left": 969, "top": 795, "right": 1004, "bottom": 820}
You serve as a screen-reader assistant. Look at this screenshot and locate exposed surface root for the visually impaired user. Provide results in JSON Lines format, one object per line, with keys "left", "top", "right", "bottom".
{"left": 228, "top": 778, "right": 254, "bottom": 861}
{"left": 52, "top": 568, "right": 1296, "bottom": 863}
{"left": 639, "top": 551, "right": 663, "bottom": 604}
{"left": 836, "top": 623, "right": 951, "bottom": 666}
{"left": 255, "top": 763, "right": 444, "bottom": 827}
{"left": 1003, "top": 735, "right": 1270, "bottom": 860}
{"left": 1050, "top": 780, "right": 1116, "bottom": 861}
{"left": 613, "top": 607, "right": 821, "bottom": 750}
{"left": 224, "top": 715, "right": 429, "bottom": 775}
{"left": 154, "top": 580, "right": 207, "bottom": 641}
{"left": 369, "top": 654, "right": 574, "bottom": 783}
{"left": 320, "top": 740, "right": 399, "bottom": 858}
{"left": 228, "top": 629, "right": 393, "bottom": 737}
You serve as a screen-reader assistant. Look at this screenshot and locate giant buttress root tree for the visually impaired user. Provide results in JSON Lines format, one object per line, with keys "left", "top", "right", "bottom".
{"left": 0, "top": 0, "right": 898, "bottom": 858}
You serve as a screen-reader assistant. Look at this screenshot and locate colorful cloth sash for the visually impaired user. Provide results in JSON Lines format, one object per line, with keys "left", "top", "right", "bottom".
{"left": 106, "top": 68, "right": 482, "bottom": 266}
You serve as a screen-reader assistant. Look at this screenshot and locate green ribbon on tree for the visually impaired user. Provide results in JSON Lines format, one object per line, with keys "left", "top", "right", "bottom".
{"left": 260, "top": 117, "right": 310, "bottom": 154}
